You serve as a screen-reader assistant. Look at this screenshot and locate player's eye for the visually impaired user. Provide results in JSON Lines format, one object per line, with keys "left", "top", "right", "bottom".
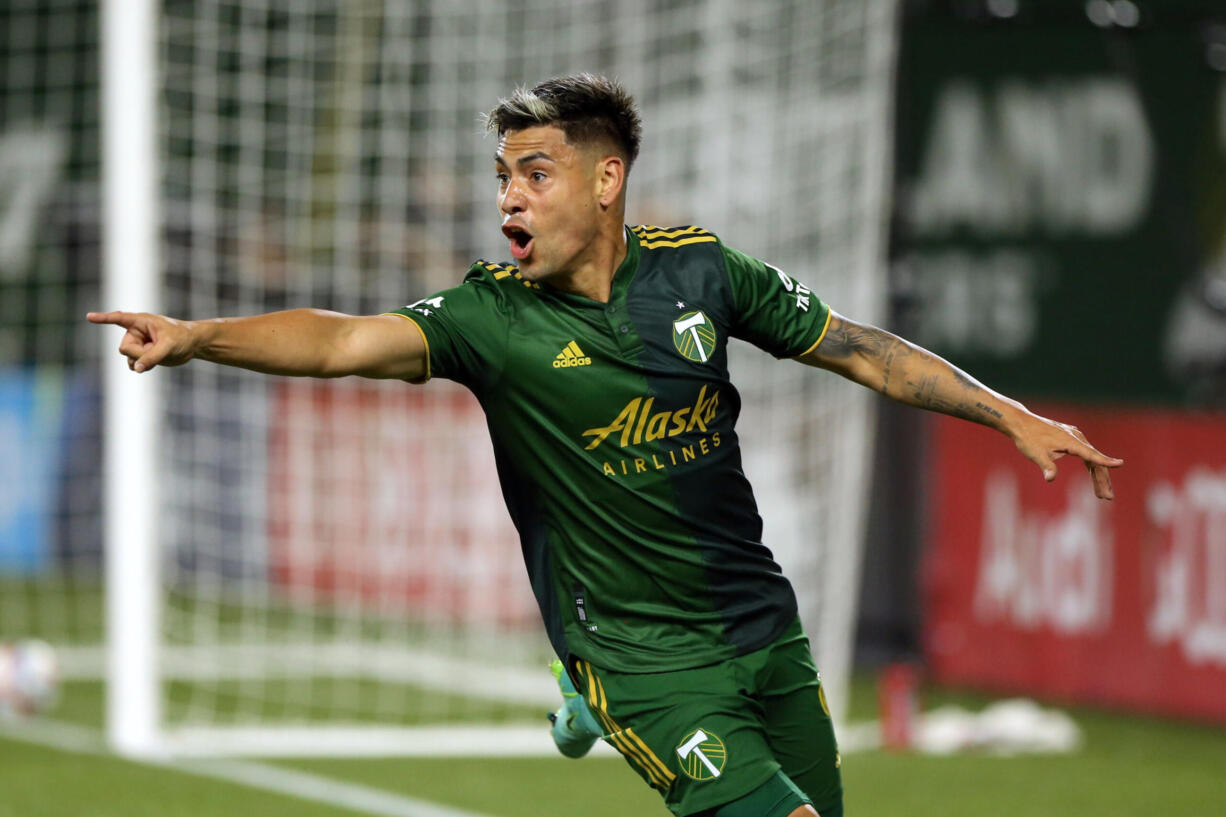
{"left": 531, "top": 171, "right": 547, "bottom": 183}
{"left": 495, "top": 173, "right": 509, "bottom": 186}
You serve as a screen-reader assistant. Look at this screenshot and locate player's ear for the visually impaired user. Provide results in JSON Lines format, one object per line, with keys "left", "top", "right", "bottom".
{"left": 596, "top": 155, "right": 626, "bottom": 209}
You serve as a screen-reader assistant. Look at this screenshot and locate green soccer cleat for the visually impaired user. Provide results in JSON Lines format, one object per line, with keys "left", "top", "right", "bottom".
{"left": 548, "top": 659, "right": 604, "bottom": 758}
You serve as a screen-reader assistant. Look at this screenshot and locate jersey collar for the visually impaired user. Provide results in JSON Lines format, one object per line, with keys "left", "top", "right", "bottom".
{"left": 609, "top": 224, "right": 641, "bottom": 302}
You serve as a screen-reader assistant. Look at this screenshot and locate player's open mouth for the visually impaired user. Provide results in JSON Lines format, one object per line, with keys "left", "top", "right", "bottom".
{"left": 503, "top": 224, "right": 534, "bottom": 261}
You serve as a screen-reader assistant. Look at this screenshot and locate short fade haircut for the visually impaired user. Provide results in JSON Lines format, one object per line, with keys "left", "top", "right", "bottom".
{"left": 483, "top": 73, "right": 642, "bottom": 171}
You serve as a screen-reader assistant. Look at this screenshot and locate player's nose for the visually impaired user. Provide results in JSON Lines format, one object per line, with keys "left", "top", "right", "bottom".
{"left": 499, "top": 180, "right": 527, "bottom": 215}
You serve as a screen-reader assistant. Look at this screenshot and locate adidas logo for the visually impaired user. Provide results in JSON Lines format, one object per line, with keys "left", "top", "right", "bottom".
{"left": 553, "top": 341, "right": 592, "bottom": 368}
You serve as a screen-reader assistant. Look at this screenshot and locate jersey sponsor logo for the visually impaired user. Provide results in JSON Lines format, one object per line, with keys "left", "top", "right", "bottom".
{"left": 582, "top": 386, "right": 720, "bottom": 450}
{"left": 673, "top": 310, "right": 717, "bottom": 363}
{"left": 553, "top": 340, "right": 592, "bottom": 368}
{"left": 675, "top": 728, "right": 727, "bottom": 781}
{"left": 584, "top": 388, "right": 724, "bottom": 477}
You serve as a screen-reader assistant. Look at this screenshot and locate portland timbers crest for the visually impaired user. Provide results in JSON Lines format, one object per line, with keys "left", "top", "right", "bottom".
{"left": 673, "top": 310, "right": 717, "bottom": 363}
{"left": 675, "top": 728, "right": 727, "bottom": 781}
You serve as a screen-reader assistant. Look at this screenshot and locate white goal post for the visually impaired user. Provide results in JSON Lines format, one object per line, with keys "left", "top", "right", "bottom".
{"left": 101, "top": 0, "right": 899, "bottom": 758}
{"left": 102, "top": 0, "right": 162, "bottom": 757}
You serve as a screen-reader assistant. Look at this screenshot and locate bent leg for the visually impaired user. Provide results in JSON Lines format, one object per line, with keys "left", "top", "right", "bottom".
{"left": 763, "top": 679, "right": 842, "bottom": 816}
{"left": 756, "top": 625, "right": 844, "bottom": 817}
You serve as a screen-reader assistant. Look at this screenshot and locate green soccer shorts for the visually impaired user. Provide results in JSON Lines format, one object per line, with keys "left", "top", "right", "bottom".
{"left": 570, "top": 618, "right": 843, "bottom": 817}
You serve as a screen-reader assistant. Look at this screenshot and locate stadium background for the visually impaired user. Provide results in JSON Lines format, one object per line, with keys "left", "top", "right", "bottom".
{"left": 3, "top": 1, "right": 1226, "bottom": 815}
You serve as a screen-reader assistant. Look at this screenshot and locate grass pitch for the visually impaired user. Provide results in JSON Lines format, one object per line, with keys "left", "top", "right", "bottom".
{"left": 3, "top": 677, "right": 1224, "bottom": 817}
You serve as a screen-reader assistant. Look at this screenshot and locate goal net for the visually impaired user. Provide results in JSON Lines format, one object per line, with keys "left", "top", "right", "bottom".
{"left": 5, "top": 0, "right": 898, "bottom": 757}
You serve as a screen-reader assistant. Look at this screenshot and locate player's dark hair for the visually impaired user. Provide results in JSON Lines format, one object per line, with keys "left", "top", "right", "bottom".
{"left": 483, "top": 73, "right": 642, "bottom": 171}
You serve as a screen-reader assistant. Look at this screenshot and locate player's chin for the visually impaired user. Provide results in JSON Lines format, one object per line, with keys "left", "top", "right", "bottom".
{"left": 516, "top": 257, "right": 548, "bottom": 281}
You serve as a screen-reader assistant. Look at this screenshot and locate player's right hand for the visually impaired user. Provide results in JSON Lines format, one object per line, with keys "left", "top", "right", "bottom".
{"left": 86, "top": 311, "right": 197, "bottom": 373}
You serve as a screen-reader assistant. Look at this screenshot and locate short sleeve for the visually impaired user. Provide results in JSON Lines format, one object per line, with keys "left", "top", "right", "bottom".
{"left": 383, "top": 265, "right": 510, "bottom": 392}
{"left": 720, "top": 243, "right": 831, "bottom": 358}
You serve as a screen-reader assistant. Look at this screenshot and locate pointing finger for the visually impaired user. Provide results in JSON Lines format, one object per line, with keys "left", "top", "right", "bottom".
{"left": 1089, "top": 463, "right": 1114, "bottom": 500}
{"left": 87, "top": 311, "right": 138, "bottom": 328}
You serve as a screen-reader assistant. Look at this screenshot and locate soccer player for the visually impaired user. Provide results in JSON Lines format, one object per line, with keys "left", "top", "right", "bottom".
{"left": 89, "top": 74, "right": 1121, "bottom": 817}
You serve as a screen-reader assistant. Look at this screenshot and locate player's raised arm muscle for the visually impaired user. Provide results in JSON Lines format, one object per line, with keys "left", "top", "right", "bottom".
{"left": 796, "top": 311, "right": 1001, "bottom": 424}
{"left": 796, "top": 310, "right": 1123, "bottom": 499}
{"left": 87, "top": 309, "right": 427, "bottom": 381}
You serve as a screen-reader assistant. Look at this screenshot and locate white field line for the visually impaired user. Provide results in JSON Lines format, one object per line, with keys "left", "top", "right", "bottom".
{"left": 0, "top": 719, "right": 503, "bottom": 817}
{"left": 53, "top": 645, "right": 561, "bottom": 707}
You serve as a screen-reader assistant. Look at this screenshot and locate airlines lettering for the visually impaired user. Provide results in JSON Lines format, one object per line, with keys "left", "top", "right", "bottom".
{"left": 599, "top": 433, "right": 722, "bottom": 477}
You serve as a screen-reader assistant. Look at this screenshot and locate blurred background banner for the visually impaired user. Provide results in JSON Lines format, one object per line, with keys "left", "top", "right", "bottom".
{"left": 266, "top": 379, "right": 536, "bottom": 625}
{"left": 0, "top": 370, "right": 64, "bottom": 573}
{"left": 877, "top": 2, "right": 1226, "bottom": 724}
{"left": 892, "top": 2, "right": 1226, "bottom": 405}
{"left": 925, "top": 408, "right": 1226, "bottom": 725}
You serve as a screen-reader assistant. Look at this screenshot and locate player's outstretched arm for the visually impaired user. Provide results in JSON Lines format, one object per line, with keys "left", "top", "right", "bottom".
{"left": 86, "top": 309, "right": 426, "bottom": 381}
{"left": 796, "top": 311, "right": 1123, "bottom": 500}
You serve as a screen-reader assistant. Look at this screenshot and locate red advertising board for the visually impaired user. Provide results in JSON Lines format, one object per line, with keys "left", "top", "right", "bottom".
{"left": 924, "top": 406, "right": 1226, "bottom": 724}
{"left": 267, "top": 379, "right": 539, "bottom": 626}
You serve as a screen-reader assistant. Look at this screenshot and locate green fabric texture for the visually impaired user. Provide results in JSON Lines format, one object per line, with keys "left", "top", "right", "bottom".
{"left": 385, "top": 226, "right": 830, "bottom": 673}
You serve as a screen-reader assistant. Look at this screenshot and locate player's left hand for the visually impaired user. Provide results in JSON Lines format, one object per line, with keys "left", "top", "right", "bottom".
{"left": 1011, "top": 414, "right": 1122, "bottom": 500}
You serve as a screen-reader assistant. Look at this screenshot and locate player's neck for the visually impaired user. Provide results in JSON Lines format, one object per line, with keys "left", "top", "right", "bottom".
{"left": 551, "top": 220, "right": 628, "bottom": 303}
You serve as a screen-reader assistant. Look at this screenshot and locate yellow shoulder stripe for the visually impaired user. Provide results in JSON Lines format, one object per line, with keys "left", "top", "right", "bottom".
{"left": 633, "top": 224, "right": 711, "bottom": 241}
{"left": 477, "top": 260, "right": 540, "bottom": 289}
{"left": 512, "top": 269, "right": 541, "bottom": 289}
{"left": 640, "top": 235, "right": 718, "bottom": 250}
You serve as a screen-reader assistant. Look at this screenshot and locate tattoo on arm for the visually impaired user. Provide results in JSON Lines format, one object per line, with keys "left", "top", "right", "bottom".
{"left": 819, "top": 319, "right": 1006, "bottom": 426}
{"left": 817, "top": 320, "right": 896, "bottom": 360}
{"left": 820, "top": 321, "right": 911, "bottom": 393}
{"left": 975, "top": 401, "right": 1003, "bottom": 420}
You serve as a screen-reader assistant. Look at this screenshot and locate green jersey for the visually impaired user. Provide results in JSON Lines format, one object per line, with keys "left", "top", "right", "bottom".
{"left": 387, "top": 225, "right": 831, "bottom": 673}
